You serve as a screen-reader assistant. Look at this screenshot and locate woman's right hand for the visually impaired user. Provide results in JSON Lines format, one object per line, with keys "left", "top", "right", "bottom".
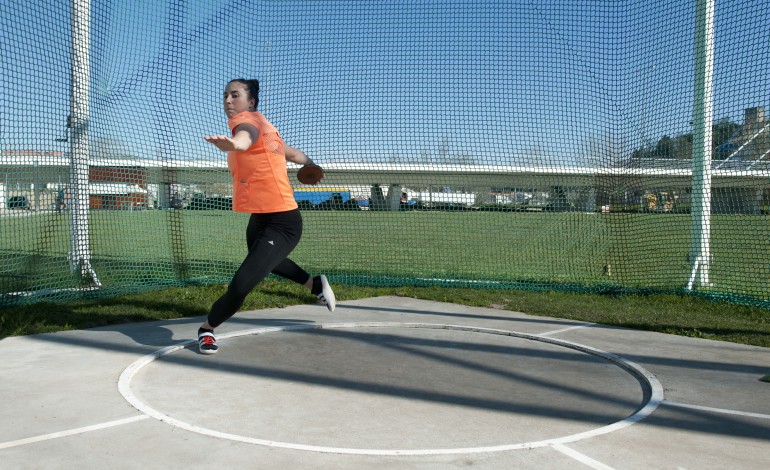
{"left": 205, "top": 127, "right": 254, "bottom": 152}
{"left": 204, "top": 135, "right": 239, "bottom": 152}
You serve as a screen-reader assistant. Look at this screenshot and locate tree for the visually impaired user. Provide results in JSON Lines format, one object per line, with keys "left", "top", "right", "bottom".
{"left": 712, "top": 119, "right": 740, "bottom": 152}
{"left": 655, "top": 135, "right": 674, "bottom": 158}
{"left": 632, "top": 118, "right": 740, "bottom": 160}
{"left": 672, "top": 133, "right": 692, "bottom": 159}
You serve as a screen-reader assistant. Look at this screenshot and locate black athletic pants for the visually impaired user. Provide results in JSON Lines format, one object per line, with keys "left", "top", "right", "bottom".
{"left": 207, "top": 209, "right": 309, "bottom": 328}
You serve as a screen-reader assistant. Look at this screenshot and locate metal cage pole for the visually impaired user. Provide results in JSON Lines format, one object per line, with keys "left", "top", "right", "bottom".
{"left": 688, "top": 0, "right": 714, "bottom": 290}
{"left": 69, "top": 0, "right": 100, "bottom": 287}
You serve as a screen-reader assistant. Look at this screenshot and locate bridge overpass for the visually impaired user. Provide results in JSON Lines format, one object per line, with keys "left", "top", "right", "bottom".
{"left": 1, "top": 155, "right": 768, "bottom": 212}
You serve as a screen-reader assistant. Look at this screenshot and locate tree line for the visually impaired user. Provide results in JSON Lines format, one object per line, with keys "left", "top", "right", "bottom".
{"left": 631, "top": 119, "right": 740, "bottom": 160}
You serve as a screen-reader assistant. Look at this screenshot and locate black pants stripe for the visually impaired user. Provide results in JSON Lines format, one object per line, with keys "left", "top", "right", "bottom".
{"left": 207, "top": 209, "right": 309, "bottom": 328}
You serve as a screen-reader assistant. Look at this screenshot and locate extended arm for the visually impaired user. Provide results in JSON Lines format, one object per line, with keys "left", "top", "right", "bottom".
{"left": 284, "top": 145, "right": 314, "bottom": 166}
{"left": 204, "top": 123, "right": 259, "bottom": 152}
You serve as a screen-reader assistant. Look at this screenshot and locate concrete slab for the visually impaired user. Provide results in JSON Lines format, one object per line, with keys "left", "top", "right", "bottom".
{"left": 1, "top": 296, "right": 769, "bottom": 469}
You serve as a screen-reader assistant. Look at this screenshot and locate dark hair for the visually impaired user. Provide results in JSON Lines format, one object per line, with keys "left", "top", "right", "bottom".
{"left": 228, "top": 78, "right": 259, "bottom": 109}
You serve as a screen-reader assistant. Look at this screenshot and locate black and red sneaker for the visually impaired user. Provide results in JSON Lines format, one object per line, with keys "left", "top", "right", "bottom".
{"left": 198, "top": 331, "right": 219, "bottom": 355}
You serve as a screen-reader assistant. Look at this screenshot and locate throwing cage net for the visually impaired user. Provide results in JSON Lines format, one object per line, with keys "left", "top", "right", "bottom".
{"left": 1, "top": 0, "right": 769, "bottom": 307}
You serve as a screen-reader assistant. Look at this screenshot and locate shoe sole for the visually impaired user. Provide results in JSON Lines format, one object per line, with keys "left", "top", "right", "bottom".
{"left": 320, "top": 274, "right": 336, "bottom": 312}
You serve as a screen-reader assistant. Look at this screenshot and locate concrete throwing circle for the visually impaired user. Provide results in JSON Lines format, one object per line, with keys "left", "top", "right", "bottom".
{"left": 118, "top": 322, "right": 663, "bottom": 455}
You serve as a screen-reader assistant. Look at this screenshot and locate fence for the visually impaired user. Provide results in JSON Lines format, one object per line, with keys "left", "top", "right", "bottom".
{"left": 1, "top": 0, "right": 768, "bottom": 307}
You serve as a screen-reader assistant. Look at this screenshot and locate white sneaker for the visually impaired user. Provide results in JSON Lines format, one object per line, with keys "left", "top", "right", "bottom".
{"left": 317, "top": 274, "right": 336, "bottom": 312}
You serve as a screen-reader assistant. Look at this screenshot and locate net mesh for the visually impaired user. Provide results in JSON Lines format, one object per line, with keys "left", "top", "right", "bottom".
{"left": 2, "top": 0, "right": 769, "bottom": 307}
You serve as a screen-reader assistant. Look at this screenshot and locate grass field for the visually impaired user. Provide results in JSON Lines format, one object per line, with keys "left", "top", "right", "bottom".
{"left": 2, "top": 279, "right": 769, "bottom": 349}
{"left": 2, "top": 209, "right": 769, "bottom": 307}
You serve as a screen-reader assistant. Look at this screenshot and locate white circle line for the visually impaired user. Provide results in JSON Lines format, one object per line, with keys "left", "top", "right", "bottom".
{"left": 118, "top": 322, "right": 664, "bottom": 456}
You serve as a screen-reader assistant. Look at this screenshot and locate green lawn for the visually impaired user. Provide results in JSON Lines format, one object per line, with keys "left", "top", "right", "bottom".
{"left": 2, "top": 280, "right": 769, "bottom": 349}
{"left": 2, "top": 210, "right": 769, "bottom": 306}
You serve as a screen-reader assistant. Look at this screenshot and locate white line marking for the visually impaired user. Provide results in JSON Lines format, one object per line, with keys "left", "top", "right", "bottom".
{"left": 539, "top": 323, "right": 597, "bottom": 337}
{"left": 662, "top": 400, "right": 770, "bottom": 420}
{"left": 118, "top": 322, "right": 664, "bottom": 456}
{"left": 0, "top": 415, "right": 149, "bottom": 450}
{"left": 552, "top": 443, "right": 616, "bottom": 470}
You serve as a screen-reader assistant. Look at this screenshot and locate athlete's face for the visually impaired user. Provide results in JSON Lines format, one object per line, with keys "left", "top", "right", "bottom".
{"left": 223, "top": 82, "right": 255, "bottom": 118}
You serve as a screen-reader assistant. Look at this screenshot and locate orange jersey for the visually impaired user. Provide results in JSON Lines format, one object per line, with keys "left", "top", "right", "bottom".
{"left": 226, "top": 112, "right": 298, "bottom": 213}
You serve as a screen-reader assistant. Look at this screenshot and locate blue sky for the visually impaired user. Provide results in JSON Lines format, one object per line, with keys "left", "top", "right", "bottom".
{"left": 2, "top": 0, "right": 768, "bottom": 166}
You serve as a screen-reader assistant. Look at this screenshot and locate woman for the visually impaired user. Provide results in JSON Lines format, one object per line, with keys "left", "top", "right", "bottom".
{"left": 197, "top": 78, "right": 335, "bottom": 354}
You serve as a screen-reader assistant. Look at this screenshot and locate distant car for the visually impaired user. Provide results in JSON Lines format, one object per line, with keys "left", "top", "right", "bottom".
{"left": 8, "top": 195, "right": 30, "bottom": 210}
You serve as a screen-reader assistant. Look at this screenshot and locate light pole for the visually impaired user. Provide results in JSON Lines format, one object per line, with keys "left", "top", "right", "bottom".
{"left": 69, "top": 0, "right": 100, "bottom": 287}
{"left": 639, "top": 64, "right": 655, "bottom": 148}
{"left": 264, "top": 38, "right": 270, "bottom": 116}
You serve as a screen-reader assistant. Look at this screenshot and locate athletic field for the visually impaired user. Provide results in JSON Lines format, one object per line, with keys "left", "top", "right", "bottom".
{"left": 2, "top": 210, "right": 768, "bottom": 304}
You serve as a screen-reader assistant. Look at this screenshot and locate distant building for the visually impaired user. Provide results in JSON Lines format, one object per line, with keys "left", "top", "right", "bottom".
{"left": 0, "top": 151, "right": 149, "bottom": 210}
{"left": 744, "top": 106, "right": 765, "bottom": 124}
{"left": 737, "top": 106, "right": 769, "bottom": 161}
{"left": 88, "top": 166, "right": 148, "bottom": 209}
